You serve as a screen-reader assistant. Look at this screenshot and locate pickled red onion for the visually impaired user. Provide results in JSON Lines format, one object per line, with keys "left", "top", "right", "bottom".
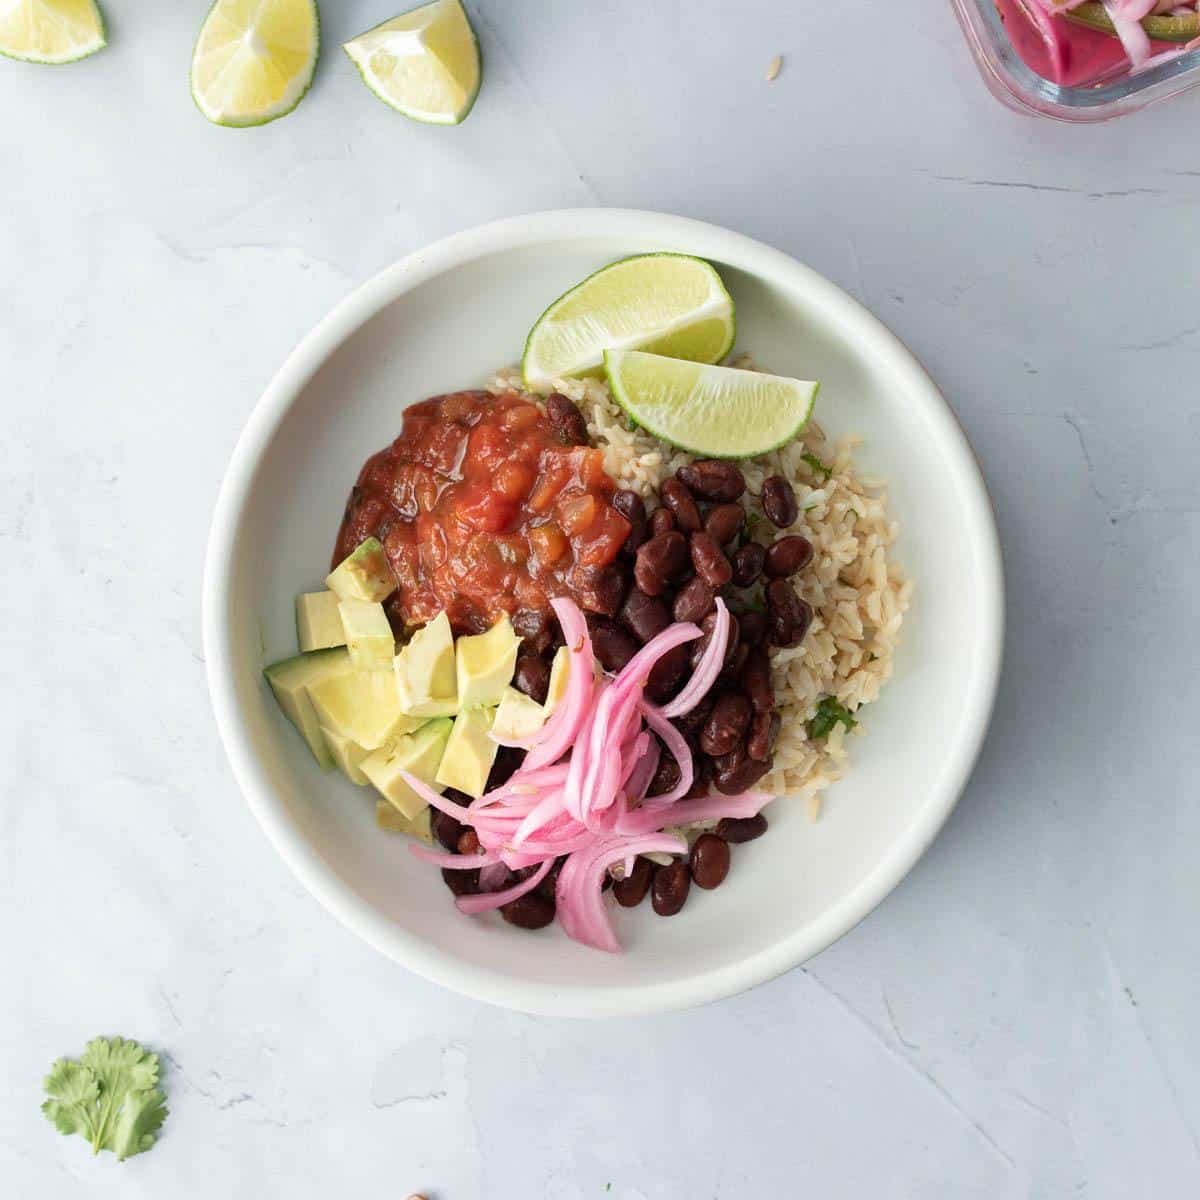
{"left": 658, "top": 599, "right": 730, "bottom": 719}
{"left": 456, "top": 859, "right": 553, "bottom": 915}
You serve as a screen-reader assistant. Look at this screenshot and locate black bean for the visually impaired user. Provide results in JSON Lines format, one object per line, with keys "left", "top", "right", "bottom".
{"left": 716, "top": 813, "right": 768, "bottom": 843}
{"left": 739, "top": 647, "right": 774, "bottom": 712}
{"left": 613, "top": 857, "right": 654, "bottom": 907}
{"left": 690, "top": 833, "right": 731, "bottom": 889}
{"left": 761, "top": 475, "right": 799, "bottom": 527}
{"left": 646, "top": 642, "right": 691, "bottom": 702}
{"left": 730, "top": 542, "right": 766, "bottom": 588}
{"left": 766, "top": 579, "right": 813, "bottom": 647}
{"left": 690, "top": 531, "right": 733, "bottom": 588}
{"left": 673, "top": 576, "right": 716, "bottom": 624}
{"left": 747, "top": 710, "right": 781, "bottom": 761}
{"left": 589, "top": 616, "right": 640, "bottom": 672}
{"left": 487, "top": 746, "right": 524, "bottom": 790}
{"left": 660, "top": 477, "right": 702, "bottom": 533}
{"left": 545, "top": 392, "right": 589, "bottom": 446}
{"left": 441, "top": 867, "right": 480, "bottom": 896}
{"left": 714, "top": 750, "right": 772, "bottom": 794}
{"left": 456, "top": 829, "right": 480, "bottom": 856}
{"left": 619, "top": 585, "right": 671, "bottom": 644}
{"left": 737, "top": 610, "right": 768, "bottom": 647}
{"left": 612, "top": 489, "right": 648, "bottom": 557}
{"left": 674, "top": 693, "right": 714, "bottom": 737}
{"left": 718, "top": 643, "right": 749, "bottom": 687}
{"left": 677, "top": 460, "right": 746, "bottom": 502}
{"left": 684, "top": 753, "right": 714, "bottom": 799}
{"left": 704, "top": 502, "right": 744, "bottom": 546}
{"left": 651, "top": 861, "right": 692, "bottom": 916}
{"left": 536, "top": 858, "right": 563, "bottom": 900}
{"left": 511, "top": 607, "right": 555, "bottom": 656}
{"left": 581, "top": 561, "right": 629, "bottom": 617}
{"left": 648, "top": 506, "right": 676, "bottom": 537}
{"left": 647, "top": 750, "right": 682, "bottom": 798}
{"left": 765, "top": 534, "right": 814, "bottom": 579}
{"left": 634, "top": 531, "right": 689, "bottom": 596}
{"left": 512, "top": 654, "right": 551, "bottom": 704}
{"left": 501, "top": 893, "right": 556, "bottom": 929}
{"left": 700, "top": 692, "right": 753, "bottom": 757}
{"left": 431, "top": 808, "right": 465, "bottom": 852}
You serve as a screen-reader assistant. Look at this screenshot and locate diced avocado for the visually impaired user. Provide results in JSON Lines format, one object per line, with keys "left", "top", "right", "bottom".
{"left": 491, "top": 686, "right": 547, "bottom": 742}
{"left": 307, "top": 668, "right": 425, "bottom": 750}
{"left": 455, "top": 616, "right": 520, "bottom": 709}
{"left": 362, "top": 718, "right": 453, "bottom": 820}
{"left": 319, "top": 724, "right": 371, "bottom": 785}
{"left": 296, "top": 590, "right": 346, "bottom": 652}
{"left": 264, "top": 647, "right": 352, "bottom": 769}
{"left": 337, "top": 598, "right": 395, "bottom": 670}
{"left": 435, "top": 706, "right": 499, "bottom": 800}
{"left": 375, "top": 801, "right": 433, "bottom": 843}
{"left": 326, "top": 537, "right": 395, "bottom": 602}
{"left": 395, "top": 610, "right": 458, "bottom": 716}
{"left": 544, "top": 643, "right": 600, "bottom": 713}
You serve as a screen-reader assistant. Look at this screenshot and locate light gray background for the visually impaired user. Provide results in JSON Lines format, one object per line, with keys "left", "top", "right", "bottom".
{"left": 2, "top": 2, "right": 1198, "bottom": 1197}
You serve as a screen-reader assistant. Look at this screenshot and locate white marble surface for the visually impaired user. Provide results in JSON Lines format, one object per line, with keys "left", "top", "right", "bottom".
{"left": 3, "top": 2, "right": 1199, "bottom": 1196}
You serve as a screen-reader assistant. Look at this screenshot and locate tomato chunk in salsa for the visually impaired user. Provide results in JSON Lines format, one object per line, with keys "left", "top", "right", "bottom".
{"left": 333, "top": 391, "right": 632, "bottom": 636}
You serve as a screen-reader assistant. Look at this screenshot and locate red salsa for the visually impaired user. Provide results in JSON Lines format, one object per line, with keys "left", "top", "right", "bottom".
{"left": 333, "top": 391, "right": 632, "bottom": 636}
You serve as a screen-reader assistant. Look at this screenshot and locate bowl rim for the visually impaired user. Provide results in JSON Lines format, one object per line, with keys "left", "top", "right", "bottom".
{"left": 202, "top": 208, "right": 1005, "bottom": 1019}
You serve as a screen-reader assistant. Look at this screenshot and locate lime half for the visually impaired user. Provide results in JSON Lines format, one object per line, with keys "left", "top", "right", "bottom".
{"left": 522, "top": 254, "right": 735, "bottom": 390}
{"left": 0, "top": 0, "right": 105, "bottom": 64}
{"left": 604, "top": 350, "right": 818, "bottom": 459}
{"left": 343, "top": 0, "right": 480, "bottom": 125}
{"left": 190, "top": 0, "right": 319, "bottom": 128}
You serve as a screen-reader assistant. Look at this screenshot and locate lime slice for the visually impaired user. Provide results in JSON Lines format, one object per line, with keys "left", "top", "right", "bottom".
{"left": 0, "top": 0, "right": 106, "bottom": 64}
{"left": 522, "top": 254, "right": 735, "bottom": 390}
{"left": 343, "top": 0, "right": 480, "bottom": 125}
{"left": 604, "top": 350, "right": 818, "bottom": 459}
{"left": 190, "top": 0, "right": 319, "bottom": 128}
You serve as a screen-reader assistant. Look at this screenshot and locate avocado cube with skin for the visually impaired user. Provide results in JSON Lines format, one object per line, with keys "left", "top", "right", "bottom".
{"left": 395, "top": 611, "right": 458, "bottom": 716}
{"left": 362, "top": 718, "right": 453, "bottom": 820}
{"left": 435, "top": 706, "right": 499, "bottom": 800}
{"left": 326, "top": 537, "right": 395, "bottom": 602}
{"left": 296, "top": 590, "right": 346, "bottom": 652}
{"left": 338, "top": 598, "right": 394, "bottom": 670}
{"left": 491, "top": 686, "right": 547, "bottom": 742}
{"left": 307, "top": 668, "right": 423, "bottom": 751}
{"left": 264, "top": 647, "right": 352, "bottom": 769}
{"left": 455, "top": 616, "right": 520, "bottom": 709}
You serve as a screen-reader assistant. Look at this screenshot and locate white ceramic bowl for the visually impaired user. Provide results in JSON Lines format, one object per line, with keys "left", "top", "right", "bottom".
{"left": 203, "top": 209, "right": 1003, "bottom": 1018}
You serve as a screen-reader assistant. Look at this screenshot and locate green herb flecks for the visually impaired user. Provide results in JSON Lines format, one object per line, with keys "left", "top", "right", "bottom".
{"left": 42, "top": 1037, "right": 167, "bottom": 1161}
{"left": 801, "top": 451, "right": 833, "bottom": 482}
{"left": 738, "top": 509, "right": 763, "bottom": 547}
{"left": 807, "top": 696, "right": 858, "bottom": 740}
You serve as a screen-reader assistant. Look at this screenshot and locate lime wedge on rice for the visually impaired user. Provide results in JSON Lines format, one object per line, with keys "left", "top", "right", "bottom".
{"left": 190, "top": 0, "right": 319, "bottom": 128}
{"left": 522, "top": 254, "right": 735, "bottom": 390}
{"left": 604, "top": 350, "right": 818, "bottom": 459}
{"left": 0, "top": 0, "right": 106, "bottom": 64}
{"left": 343, "top": 0, "right": 481, "bottom": 125}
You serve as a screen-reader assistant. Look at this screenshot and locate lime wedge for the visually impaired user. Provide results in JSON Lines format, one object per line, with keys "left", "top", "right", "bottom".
{"left": 522, "top": 254, "right": 735, "bottom": 390}
{"left": 343, "top": 0, "right": 480, "bottom": 125}
{"left": 0, "top": 0, "right": 105, "bottom": 64}
{"left": 604, "top": 350, "right": 818, "bottom": 459}
{"left": 190, "top": 0, "right": 319, "bottom": 128}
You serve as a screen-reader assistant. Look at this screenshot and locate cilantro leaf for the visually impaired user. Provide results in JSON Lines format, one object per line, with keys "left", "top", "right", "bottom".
{"left": 42, "top": 1037, "right": 167, "bottom": 1161}
{"left": 807, "top": 696, "right": 858, "bottom": 740}
{"left": 801, "top": 451, "right": 833, "bottom": 482}
{"left": 737, "top": 510, "right": 762, "bottom": 547}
